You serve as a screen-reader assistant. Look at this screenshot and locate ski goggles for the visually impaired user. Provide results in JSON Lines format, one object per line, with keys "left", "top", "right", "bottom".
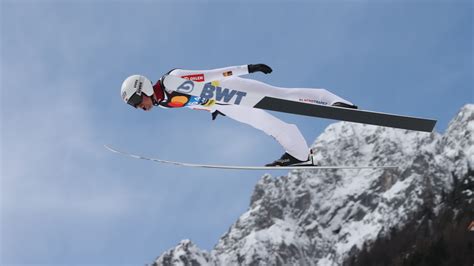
{"left": 127, "top": 93, "right": 143, "bottom": 108}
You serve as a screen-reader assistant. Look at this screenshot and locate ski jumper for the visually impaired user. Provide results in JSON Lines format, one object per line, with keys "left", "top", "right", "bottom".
{"left": 155, "top": 65, "right": 354, "bottom": 161}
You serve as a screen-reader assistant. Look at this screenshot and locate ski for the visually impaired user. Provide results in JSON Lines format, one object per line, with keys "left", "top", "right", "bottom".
{"left": 253, "top": 97, "right": 436, "bottom": 132}
{"left": 162, "top": 75, "right": 437, "bottom": 132}
{"left": 105, "top": 145, "right": 398, "bottom": 170}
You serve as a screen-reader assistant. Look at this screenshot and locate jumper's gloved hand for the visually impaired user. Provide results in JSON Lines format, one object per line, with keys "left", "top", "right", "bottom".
{"left": 211, "top": 110, "right": 226, "bottom": 121}
{"left": 202, "top": 98, "right": 216, "bottom": 107}
{"left": 248, "top": 64, "right": 272, "bottom": 74}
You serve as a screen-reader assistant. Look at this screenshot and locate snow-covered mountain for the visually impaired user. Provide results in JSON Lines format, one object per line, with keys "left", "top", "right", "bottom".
{"left": 153, "top": 104, "right": 474, "bottom": 266}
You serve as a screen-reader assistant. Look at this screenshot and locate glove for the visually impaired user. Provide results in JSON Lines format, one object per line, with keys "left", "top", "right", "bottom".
{"left": 202, "top": 98, "right": 216, "bottom": 107}
{"left": 211, "top": 110, "right": 226, "bottom": 121}
{"left": 248, "top": 64, "right": 272, "bottom": 74}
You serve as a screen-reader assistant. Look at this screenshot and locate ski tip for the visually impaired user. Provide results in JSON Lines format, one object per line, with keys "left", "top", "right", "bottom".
{"left": 104, "top": 144, "right": 120, "bottom": 154}
{"left": 104, "top": 144, "right": 112, "bottom": 150}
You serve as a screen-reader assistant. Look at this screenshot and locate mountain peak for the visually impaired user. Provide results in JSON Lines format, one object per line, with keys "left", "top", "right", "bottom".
{"left": 438, "top": 104, "right": 474, "bottom": 178}
{"left": 446, "top": 103, "right": 474, "bottom": 132}
{"left": 153, "top": 240, "right": 212, "bottom": 266}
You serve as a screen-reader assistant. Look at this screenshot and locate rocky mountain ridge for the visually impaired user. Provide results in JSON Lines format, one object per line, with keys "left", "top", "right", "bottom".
{"left": 153, "top": 104, "right": 473, "bottom": 266}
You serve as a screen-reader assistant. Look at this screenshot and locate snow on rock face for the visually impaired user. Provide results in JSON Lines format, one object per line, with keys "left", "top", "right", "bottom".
{"left": 153, "top": 240, "right": 212, "bottom": 266}
{"left": 438, "top": 104, "right": 474, "bottom": 178}
{"left": 153, "top": 104, "right": 473, "bottom": 266}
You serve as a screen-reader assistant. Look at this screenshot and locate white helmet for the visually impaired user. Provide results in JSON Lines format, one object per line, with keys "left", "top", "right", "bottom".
{"left": 121, "top": 75, "right": 154, "bottom": 107}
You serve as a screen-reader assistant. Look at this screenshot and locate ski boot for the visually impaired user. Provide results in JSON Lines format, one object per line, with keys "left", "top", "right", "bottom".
{"left": 265, "top": 152, "right": 315, "bottom": 167}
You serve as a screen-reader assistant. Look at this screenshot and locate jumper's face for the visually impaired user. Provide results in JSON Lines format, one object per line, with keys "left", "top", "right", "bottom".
{"left": 137, "top": 95, "right": 154, "bottom": 111}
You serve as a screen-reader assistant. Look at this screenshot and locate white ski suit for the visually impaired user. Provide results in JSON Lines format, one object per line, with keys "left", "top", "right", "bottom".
{"left": 163, "top": 65, "right": 354, "bottom": 161}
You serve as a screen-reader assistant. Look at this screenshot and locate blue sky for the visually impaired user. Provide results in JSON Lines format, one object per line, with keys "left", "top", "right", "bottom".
{"left": 1, "top": 1, "right": 472, "bottom": 265}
